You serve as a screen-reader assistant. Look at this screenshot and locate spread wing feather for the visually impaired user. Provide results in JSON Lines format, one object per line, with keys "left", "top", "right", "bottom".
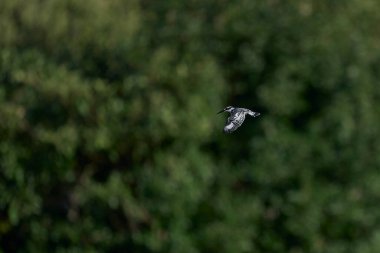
{"left": 224, "top": 112, "right": 245, "bottom": 133}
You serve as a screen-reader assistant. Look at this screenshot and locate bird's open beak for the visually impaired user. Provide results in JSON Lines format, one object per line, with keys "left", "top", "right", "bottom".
{"left": 217, "top": 109, "right": 224, "bottom": 114}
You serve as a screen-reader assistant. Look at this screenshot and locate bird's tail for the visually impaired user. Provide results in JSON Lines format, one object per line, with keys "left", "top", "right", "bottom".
{"left": 247, "top": 110, "right": 260, "bottom": 117}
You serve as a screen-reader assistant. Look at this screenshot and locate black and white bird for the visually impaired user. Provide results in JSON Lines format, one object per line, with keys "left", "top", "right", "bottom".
{"left": 217, "top": 106, "right": 260, "bottom": 133}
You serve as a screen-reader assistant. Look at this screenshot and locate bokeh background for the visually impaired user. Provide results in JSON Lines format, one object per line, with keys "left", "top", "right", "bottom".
{"left": 1, "top": 0, "right": 380, "bottom": 252}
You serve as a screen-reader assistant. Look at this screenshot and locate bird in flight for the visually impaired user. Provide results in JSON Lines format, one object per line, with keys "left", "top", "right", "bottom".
{"left": 217, "top": 106, "right": 260, "bottom": 133}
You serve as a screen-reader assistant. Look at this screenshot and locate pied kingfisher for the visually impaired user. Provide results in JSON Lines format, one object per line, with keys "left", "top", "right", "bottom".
{"left": 217, "top": 106, "right": 260, "bottom": 133}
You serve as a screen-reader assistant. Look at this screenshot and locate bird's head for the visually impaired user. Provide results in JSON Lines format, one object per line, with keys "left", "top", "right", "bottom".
{"left": 217, "top": 106, "right": 234, "bottom": 114}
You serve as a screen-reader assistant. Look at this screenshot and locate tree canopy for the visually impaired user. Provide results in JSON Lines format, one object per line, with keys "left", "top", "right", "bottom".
{"left": 1, "top": 0, "right": 380, "bottom": 252}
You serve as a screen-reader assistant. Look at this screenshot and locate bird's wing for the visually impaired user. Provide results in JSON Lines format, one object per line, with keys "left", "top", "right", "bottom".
{"left": 224, "top": 112, "right": 245, "bottom": 133}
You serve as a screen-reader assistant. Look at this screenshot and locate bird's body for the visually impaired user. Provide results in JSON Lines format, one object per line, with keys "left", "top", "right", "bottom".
{"left": 218, "top": 106, "right": 260, "bottom": 133}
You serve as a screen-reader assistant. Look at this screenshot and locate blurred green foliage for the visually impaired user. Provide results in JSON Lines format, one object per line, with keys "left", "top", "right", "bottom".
{"left": 1, "top": 0, "right": 380, "bottom": 252}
